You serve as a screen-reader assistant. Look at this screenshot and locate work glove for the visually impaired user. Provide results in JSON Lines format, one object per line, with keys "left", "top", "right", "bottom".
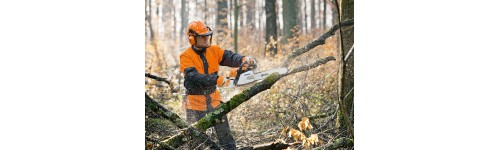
{"left": 242, "top": 56, "right": 257, "bottom": 71}
{"left": 217, "top": 76, "right": 233, "bottom": 88}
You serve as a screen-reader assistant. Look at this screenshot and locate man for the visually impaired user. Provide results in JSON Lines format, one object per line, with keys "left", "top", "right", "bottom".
{"left": 179, "top": 20, "right": 256, "bottom": 150}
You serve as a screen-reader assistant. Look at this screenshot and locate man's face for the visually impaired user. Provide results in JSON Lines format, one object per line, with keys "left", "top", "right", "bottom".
{"left": 194, "top": 35, "right": 210, "bottom": 48}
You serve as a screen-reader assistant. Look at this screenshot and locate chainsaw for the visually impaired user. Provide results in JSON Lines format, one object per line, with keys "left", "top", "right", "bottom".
{"left": 222, "top": 61, "right": 288, "bottom": 88}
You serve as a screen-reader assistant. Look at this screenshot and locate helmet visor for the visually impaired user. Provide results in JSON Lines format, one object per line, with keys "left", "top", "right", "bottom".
{"left": 198, "top": 30, "right": 213, "bottom": 36}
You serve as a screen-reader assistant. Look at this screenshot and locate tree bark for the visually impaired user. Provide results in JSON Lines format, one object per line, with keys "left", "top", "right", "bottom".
{"left": 336, "top": 0, "right": 355, "bottom": 138}
{"left": 265, "top": 0, "right": 277, "bottom": 56}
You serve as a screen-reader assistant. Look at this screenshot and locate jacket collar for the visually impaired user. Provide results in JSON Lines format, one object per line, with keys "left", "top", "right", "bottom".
{"left": 191, "top": 45, "right": 206, "bottom": 55}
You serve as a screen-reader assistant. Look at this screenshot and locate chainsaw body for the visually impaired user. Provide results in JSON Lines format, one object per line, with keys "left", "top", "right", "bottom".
{"left": 223, "top": 62, "right": 287, "bottom": 88}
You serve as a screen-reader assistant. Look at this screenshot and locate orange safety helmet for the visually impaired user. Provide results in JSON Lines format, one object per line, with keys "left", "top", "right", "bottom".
{"left": 186, "top": 20, "right": 213, "bottom": 45}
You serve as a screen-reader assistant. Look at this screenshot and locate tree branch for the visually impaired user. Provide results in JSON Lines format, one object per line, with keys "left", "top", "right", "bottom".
{"left": 145, "top": 73, "right": 177, "bottom": 93}
{"left": 145, "top": 73, "right": 172, "bottom": 85}
{"left": 281, "top": 19, "right": 354, "bottom": 68}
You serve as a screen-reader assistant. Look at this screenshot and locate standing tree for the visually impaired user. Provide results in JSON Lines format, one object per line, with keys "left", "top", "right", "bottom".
{"left": 265, "top": 0, "right": 278, "bottom": 56}
{"left": 216, "top": 0, "right": 228, "bottom": 44}
{"left": 233, "top": 0, "right": 239, "bottom": 52}
{"left": 246, "top": 0, "right": 255, "bottom": 29}
{"left": 334, "top": 0, "right": 355, "bottom": 138}
{"left": 323, "top": 0, "right": 327, "bottom": 31}
{"left": 146, "top": 0, "right": 155, "bottom": 42}
{"left": 311, "top": 0, "right": 316, "bottom": 29}
{"left": 282, "top": 0, "right": 298, "bottom": 44}
{"left": 180, "top": 0, "right": 188, "bottom": 41}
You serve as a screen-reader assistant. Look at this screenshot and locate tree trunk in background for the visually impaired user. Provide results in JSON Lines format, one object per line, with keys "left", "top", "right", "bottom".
{"left": 323, "top": 0, "right": 326, "bottom": 31}
{"left": 162, "top": 0, "right": 169, "bottom": 39}
{"left": 234, "top": 0, "right": 239, "bottom": 52}
{"left": 332, "top": 1, "right": 338, "bottom": 29}
{"left": 147, "top": 0, "right": 155, "bottom": 42}
{"left": 145, "top": 0, "right": 148, "bottom": 39}
{"left": 301, "top": 0, "right": 306, "bottom": 34}
{"left": 217, "top": 0, "right": 228, "bottom": 44}
{"left": 172, "top": 1, "right": 176, "bottom": 40}
{"left": 204, "top": 0, "right": 208, "bottom": 21}
{"left": 311, "top": 0, "right": 316, "bottom": 29}
{"left": 338, "top": 0, "right": 355, "bottom": 138}
{"left": 246, "top": 0, "right": 255, "bottom": 29}
{"left": 265, "top": 0, "right": 277, "bottom": 56}
{"left": 180, "top": 0, "right": 188, "bottom": 40}
{"left": 282, "top": 0, "right": 298, "bottom": 44}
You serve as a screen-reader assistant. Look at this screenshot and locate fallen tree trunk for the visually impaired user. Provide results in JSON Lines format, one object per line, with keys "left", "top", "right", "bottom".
{"left": 239, "top": 140, "right": 301, "bottom": 150}
{"left": 145, "top": 93, "right": 188, "bottom": 128}
{"left": 313, "top": 137, "right": 353, "bottom": 150}
{"left": 161, "top": 56, "right": 336, "bottom": 148}
{"left": 145, "top": 93, "right": 221, "bottom": 150}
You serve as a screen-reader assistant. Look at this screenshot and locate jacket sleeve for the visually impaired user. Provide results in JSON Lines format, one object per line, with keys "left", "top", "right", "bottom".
{"left": 219, "top": 50, "right": 245, "bottom": 67}
{"left": 180, "top": 54, "right": 219, "bottom": 88}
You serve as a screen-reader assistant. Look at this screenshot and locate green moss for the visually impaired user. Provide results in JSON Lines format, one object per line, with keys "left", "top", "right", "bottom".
{"left": 262, "top": 73, "right": 280, "bottom": 85}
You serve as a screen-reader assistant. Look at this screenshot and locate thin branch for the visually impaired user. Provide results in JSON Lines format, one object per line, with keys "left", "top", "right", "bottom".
{"left": 313, "top": 104, "right": 339, "bottom": 133}
{"left": 145, "top": 73, "right": 171, "bottom": 85}
{"left": 285, "top": 56, "right": 336, "bottom": 76}
{"left": 280, "top": 19, "right": 354, "bottom": 68}
{"left": 309, "top": 110, "right": 335, "bottom": 120}
{"left": 145, "top": 73, "right": 177, "bottom": 93}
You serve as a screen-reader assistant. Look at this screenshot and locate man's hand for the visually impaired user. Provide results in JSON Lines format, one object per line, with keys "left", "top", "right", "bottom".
{"left": 217, "top": 76, "right": 233, "bottom": 87}
{"left": 242, "top": 56, "right": 257, "bottom": 71}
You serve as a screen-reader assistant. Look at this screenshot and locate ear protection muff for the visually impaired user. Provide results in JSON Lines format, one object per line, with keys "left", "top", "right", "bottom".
{"left": 188, "top": 35, "right": 196, "bottom": 45}
{"left": 188, "top": 29, "right": 197, "bottom": 45}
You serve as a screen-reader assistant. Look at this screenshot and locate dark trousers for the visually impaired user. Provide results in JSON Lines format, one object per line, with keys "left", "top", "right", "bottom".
{"left": 186, "top": 109, "right": 236, "bottom": 150}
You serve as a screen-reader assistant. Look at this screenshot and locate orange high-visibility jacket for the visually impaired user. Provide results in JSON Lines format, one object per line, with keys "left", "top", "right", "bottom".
{"left": 180, "top": 45, "right": 246, "bottom": 111}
